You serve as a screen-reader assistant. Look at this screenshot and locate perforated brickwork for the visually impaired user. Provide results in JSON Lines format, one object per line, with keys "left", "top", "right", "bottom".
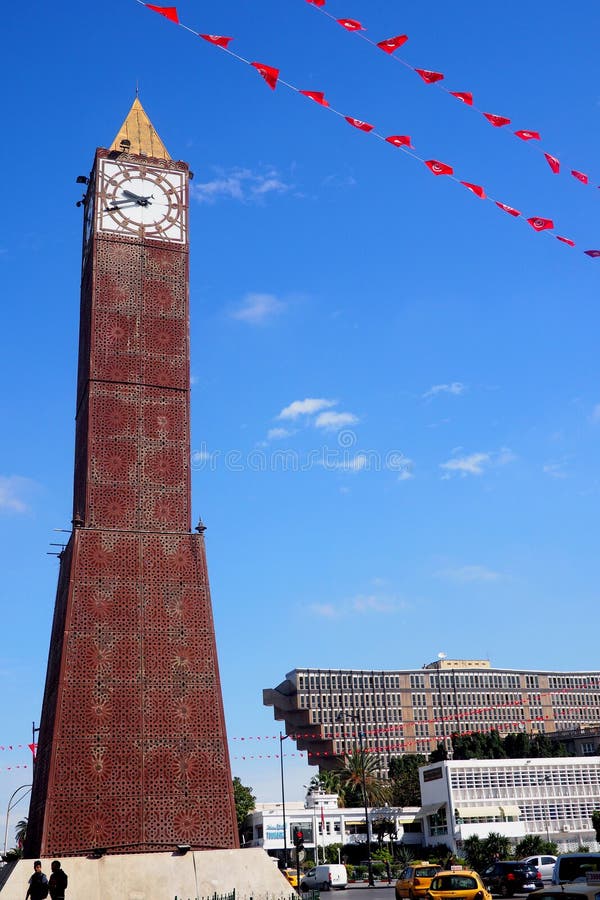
{"left": 26, "top": 146, "right": 238, "bottom": 857}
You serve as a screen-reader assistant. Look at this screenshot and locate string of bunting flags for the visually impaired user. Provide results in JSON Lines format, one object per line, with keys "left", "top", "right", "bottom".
{"left": 139, "top": 3, "right": 600, "bottom": 259}
{"left": 303, "top": 0, "right": 598, "bottom": 191}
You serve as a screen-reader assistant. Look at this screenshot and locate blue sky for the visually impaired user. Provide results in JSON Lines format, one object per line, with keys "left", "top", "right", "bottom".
{"left": 1, "top": 0, "right": 600, "bottom": 839}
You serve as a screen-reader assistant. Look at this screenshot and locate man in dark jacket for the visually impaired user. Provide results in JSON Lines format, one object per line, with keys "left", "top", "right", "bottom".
{"left": 25, "top": 860, "right": 48, "bottom": 900}
{"left": 48, "top": 861, "right": 68, "bottom": 900}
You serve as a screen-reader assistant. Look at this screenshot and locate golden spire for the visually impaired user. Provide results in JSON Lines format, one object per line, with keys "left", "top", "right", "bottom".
{"left": 109, "top": 97, "right": 171, "bottom": 160}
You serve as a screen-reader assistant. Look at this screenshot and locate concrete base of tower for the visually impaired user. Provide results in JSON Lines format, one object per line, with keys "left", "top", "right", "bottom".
{"left": 0, "top": 847, "right": 293, "bottom": 899}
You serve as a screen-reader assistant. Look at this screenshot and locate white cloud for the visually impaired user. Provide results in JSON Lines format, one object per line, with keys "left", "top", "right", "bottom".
{"left": 314, "top": 411, "right": 359, "bottom": 430}
{"left": 436, "top": 565, "right": 501, "bottom": 583}
{"left": 325, "top": 454, "right": 369, "bottom": 473}
{"left": 278, "top": 398, "right": 336, "bottom": 420}
{"left": 0, "top": 476, "right": 34, "bottom": 513}
{"left": 440, "top": 448, "right": 515, "bottom": 478}
{"left": 192, "top": 166, "right": 291, "bottom": 204}
{"left": 423, "top": 382, "right": 466, "bottom": 400}
{"left": 230, "top": 292, "right": 285, "bottom": 324}
{"left": 267, "top": 427, "right": 292, "bottom": 441}
{"left": 309, "top": 603, "right": 339, "bottom": 619}
{"left": 543, "top": 462, "right": 569, "bottom": 479}
{"left": 309, "top": 592, "right": 408, "bottom": 618}
{"left": 352, "top": 594, "right": 398, "bottom": 613}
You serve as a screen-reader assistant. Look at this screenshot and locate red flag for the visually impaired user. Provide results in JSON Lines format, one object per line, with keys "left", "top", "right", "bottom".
{"left": 461, "top": 181, "right": 486, "bottom": 199}
{"left": 415, "top": 68, "right": 444, "bottom": 84}
{"left": 251, "top": 62, "right": 280, "bottom": 90}
{"left": 527, "top": 216, "right": 554, "bottom": 232}
{"left": 515, "top": 129, "right": 540, "bottom": 141}
{"left": 425, "top": 159, "right": 453, "bottom": 176}
{"left": 585, "top": 250, "right": 600, "bottom": 258}
{"left": 483, "top": 112, "right": 511, "bottom": 127}
{"left": 199, "top": 34, "right": 232, "bottom": 48}
{"left": 557, "top": 236, "right": 575, "bottom": 246}
{"left": 496, "top": 201, "right": 521, "bottom": 217}
{"left": 145, "top": 4, "right": 179, "bottom": 24}
{"left": 306, "top": 0, "right": 325, "bottom": 4}
{"left": 572, "top": 170, "right": 589, "bottom": 184}
{"left": 377, "top": 35, "right": 408, "bottom": 53}
{"left": 28, "top": 743, "right": 37, "bottom": 758}
{"left": 345, "top": 117, "right": 373, "bottom": 132}
{"left": 450, "top": 91, "right": 473, "bottom": 106}
{"left": 300, "top": 90, "right": 329, "bottom": 107}
{"left": 386, "top": 135, "right": 413, "bottom": 148}
{"left": 337, "top": 18, "right": 363, "bottom": 30}
{"left": 544, "top": 153, "right": 560, "bottom": 174}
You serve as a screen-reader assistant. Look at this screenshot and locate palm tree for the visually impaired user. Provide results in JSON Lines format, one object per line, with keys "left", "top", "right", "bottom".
{"left": 339, "top": 749, "right": 390, "bottom": 807}
{"left": 15, "top": 818, "right": 27, "bottom": 850}
{"left": 308, "top": 770, "right": 342, "bottom": 798}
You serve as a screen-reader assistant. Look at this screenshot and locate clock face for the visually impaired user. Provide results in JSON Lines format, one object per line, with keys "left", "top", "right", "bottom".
{"left": 98, "top": 160, "right": 186, "bottom": 243}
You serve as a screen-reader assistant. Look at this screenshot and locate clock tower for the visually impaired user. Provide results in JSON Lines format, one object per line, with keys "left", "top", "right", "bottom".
{"left": 25, "top": 99, "right": 239, "bottom": 856}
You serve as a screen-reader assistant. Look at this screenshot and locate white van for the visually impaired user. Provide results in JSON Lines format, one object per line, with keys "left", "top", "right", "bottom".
{"left": 552, "top": 854, "right": 600, "bottom": 884}
{"left": 300, "top": 864, "right": 348, "bottom": 891}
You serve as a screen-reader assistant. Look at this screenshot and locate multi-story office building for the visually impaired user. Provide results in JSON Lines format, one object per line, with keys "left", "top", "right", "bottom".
{"left": 263, "top": 659, "right": 600, "bottom": 775}
{"left": 419, "top": 756, "right": 600, "bottom": 853}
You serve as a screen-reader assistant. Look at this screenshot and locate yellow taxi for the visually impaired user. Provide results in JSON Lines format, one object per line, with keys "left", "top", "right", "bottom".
{"left": 283, "top": 869, "right": 299, "bottom": 888}
{"left": 426, "top": 868, "right": 492, "bottom": 900}
{"left": 396, "top": 862, "right": 442, "bottom": 900}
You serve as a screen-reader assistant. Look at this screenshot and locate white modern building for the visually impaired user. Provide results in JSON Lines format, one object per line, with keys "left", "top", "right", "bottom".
{"left": 244, "top": 791, "right": 423, "bottom": 861}
{"left": 419, "top": 756, "right": 600, "bottom": 854}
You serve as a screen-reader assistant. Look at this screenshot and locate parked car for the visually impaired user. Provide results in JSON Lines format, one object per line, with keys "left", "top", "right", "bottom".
{"left": 521, "top": 857, "right": 557, "bottom": 881}
{"left": 552, "top": 855, "right": 600, "bottom": 885}
{"left": 427, "top": 868, "right": 492, "bottom": 900}
{"left": 300, "top": 864, "right": 348, "bottom": 891}
{"left": 482, "top": 861, "right": 543, "bottom": 897}
{"left": 534, "top": 887, "right": 600, "bottom": 900}
{"left": 396, "top": 863, "right": 442, "bottom": 900}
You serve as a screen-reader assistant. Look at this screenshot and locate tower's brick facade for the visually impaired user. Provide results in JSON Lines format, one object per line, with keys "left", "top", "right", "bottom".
{"left": 26, "top": 125, "right": 238, "bottom": 856}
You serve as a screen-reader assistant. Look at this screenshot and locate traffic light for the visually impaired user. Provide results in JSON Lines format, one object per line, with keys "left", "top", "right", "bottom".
{"left": 292, "top": 826, "right": 304, "bottom": 851}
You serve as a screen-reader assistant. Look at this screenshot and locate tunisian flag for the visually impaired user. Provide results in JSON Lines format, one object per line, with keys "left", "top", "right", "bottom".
{"left": 145, "top": 4, "right": 179, "bottom": 23}
{"left": 377, "top": 35, "right": 408, "bottom": 53}
{"left": 251, "top": 62, "right": 280, "bottom": 90}
{"left": 199, "top": 34, "right": 232, "bottom": 47}
{"left": 300, "top": 90, "right": 329, "bottom": 106}
{"left": 345, "top": 117, "right": 374, "bottom": 132}
{"left": 527, "top": 217, "right": 554, "bottom": 232}
{"left": 425, "top": 159, "right": 453, "bottom": 176}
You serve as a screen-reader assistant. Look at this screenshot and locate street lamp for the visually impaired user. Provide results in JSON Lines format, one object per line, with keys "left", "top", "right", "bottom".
{"left": 280, "top": 732, "right": 289, "bottom": 869}
{"left": 3, "top": 784, "right": 32, "bottom": 857}
{"left": 337, "top": 712, "right": 375, "bottom": 887}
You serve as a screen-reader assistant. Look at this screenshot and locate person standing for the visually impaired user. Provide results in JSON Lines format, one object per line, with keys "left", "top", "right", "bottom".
{"left": 25, "top": 860, "right": 48, "bottom": 900}
{"left": 48, "top": 861, "right": 68, "bottom": 900}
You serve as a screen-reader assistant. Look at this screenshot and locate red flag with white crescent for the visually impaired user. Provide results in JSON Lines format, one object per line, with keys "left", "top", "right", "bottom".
{"left": 450, "top": 91, "right": 473, "bottom": 105}
{"left": 345, "top": 117, "right": 373, "bottom": 132}
{"left": 386, "top": 135, "right": 413, "bottom": 148}
{"left": 544, "top": 153, "right": 560, "bottom": 174}
{"left": 251, "top": 62, "right": 280, "bottom": 90}
{"left": 557, "top": 236, "right": 575, "bottom": 246}
{"left": 145, "top": 4, "right": 179, "bottom": 24}
{"left": 515, "top": 130, "right": 540, "bottom": 141}
{"left": 338, "top": 18, "right": 363, "bottom": 31}
{"left": 377, "top": 35, "right": 408, "bottom": 53}
{"left": 461, "top": 181, "right": 486, "bottom": 199}
{"left": 496, "top": 201, "right": 521, "bottom": 217}
{"left": 527, "top": 216, "right": 554, "bottom": 232}
{"left": 306, "top": 0, "right": 325, "bottom": 4}
{"left": 300, "top": 90, "right": 329, "bottom": 107}
{"left": 571, "top": 170, "right": 589, "bottom": 184}
{"left": 199, "top": 34, "right": 232, "bottom": 48}
{"left": 415, "top": 68, "right": 444, "bottom": 84}
{"left": 483, "top": 112, "right": 511, "bottom": 127}
{"left": 425, "top": 159, "right": 453, "bottom": 176}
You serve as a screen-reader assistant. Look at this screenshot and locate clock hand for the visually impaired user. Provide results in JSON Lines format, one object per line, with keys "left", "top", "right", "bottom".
{"left": 122, "top": 190, "right": 154, "bottom": 205}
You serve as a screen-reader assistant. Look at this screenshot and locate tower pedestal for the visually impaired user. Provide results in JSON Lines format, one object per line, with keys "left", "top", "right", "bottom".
{"left": 0, "top": 848, "right": 293, "bottom": 900}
